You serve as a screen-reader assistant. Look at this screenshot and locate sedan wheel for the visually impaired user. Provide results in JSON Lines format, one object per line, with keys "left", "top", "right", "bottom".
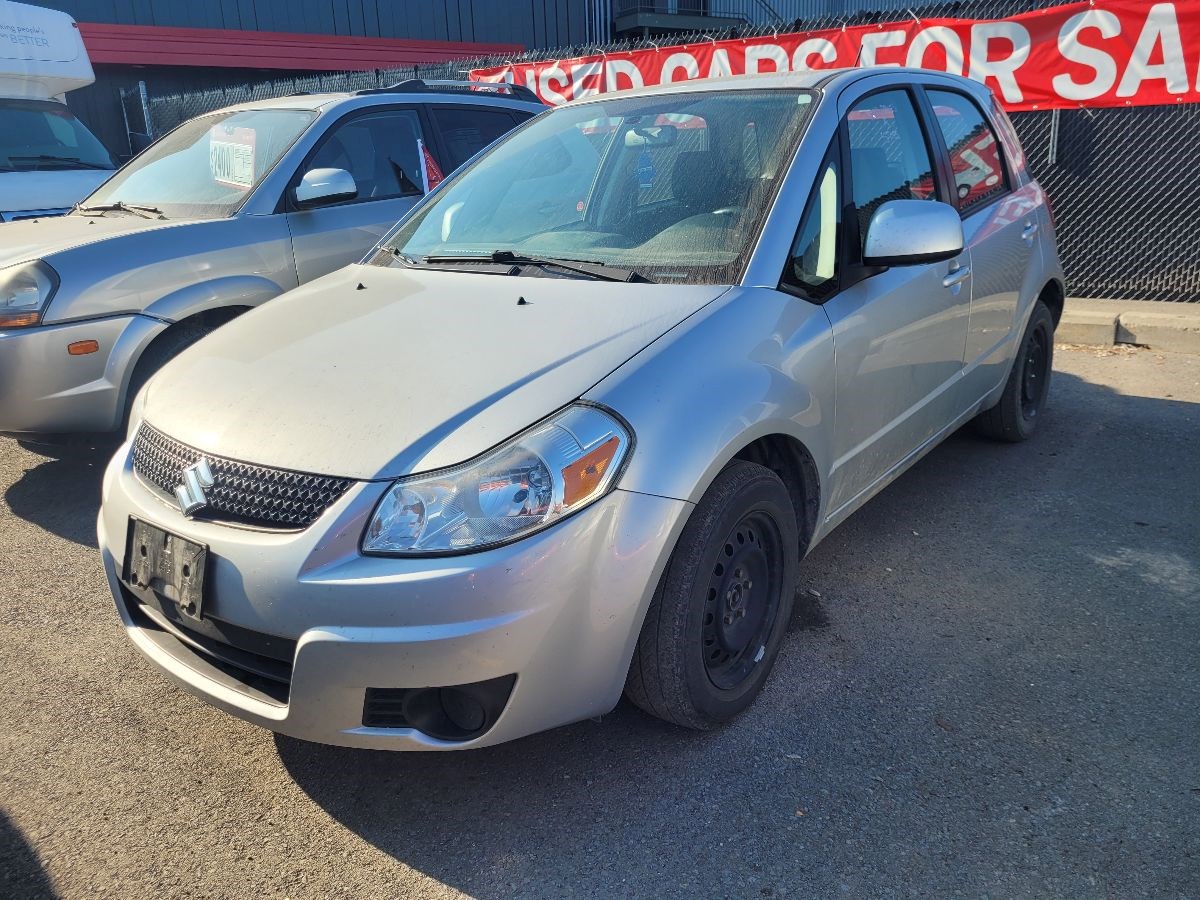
{"left": 625, "top": 460, "right": 799, "bottom": 729}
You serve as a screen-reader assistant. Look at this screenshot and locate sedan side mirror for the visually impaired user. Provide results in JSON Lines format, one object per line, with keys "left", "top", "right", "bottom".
{"left": 863, "top": 199, "right": 963, "bottom": 267}
{"left": 294, "top": 168, "right": 357, "bottom": 208}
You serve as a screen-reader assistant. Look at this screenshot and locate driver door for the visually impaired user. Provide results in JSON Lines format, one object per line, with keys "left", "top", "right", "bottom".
{"left": 285, "top": 107, "right": 429, "bottom": 283}
{"left": 816, "top": 88, "right": 971, "bottom": 520}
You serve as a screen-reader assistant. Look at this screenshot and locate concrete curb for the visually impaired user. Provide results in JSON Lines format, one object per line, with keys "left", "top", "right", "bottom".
{"left": 1058, "top": 298, "right": 1200, "bottom": 354}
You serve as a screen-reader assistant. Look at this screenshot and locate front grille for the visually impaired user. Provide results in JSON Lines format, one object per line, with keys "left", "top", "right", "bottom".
{"left": 132, "top": 422, "right": 353, "bottom": 529}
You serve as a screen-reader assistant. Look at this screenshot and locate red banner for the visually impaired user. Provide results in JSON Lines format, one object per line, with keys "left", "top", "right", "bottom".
{"left": 472, "top": 0, "right": 1200, "bottom": 112}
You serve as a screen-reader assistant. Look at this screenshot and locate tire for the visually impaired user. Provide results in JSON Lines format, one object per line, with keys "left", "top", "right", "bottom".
{"left": 625, "top": 460, "right": 799, "bottom": 729}
{"left": 973, "top": 300, "right": 1055, "bottom": 442}
{"left": 120, "top": 322, "right": 211, "bottom": 430}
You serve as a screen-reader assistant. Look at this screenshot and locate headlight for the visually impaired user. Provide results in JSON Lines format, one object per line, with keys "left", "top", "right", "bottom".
{"left": 363, "top": 403, "right": 632, "bottom": 555}
{"left": 0, "top": 261, "right": 58, "bottom": 329}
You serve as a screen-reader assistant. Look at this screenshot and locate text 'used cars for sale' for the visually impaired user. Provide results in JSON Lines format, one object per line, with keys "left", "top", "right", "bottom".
{"left": 97, "top": 67, "right": 1064, "bottom": 750}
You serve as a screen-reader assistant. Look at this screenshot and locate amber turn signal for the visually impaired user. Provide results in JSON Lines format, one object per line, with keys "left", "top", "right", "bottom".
{"left": 68, "top": 340, "right": 100, "bottom": 356}
{"left": 0, "top": 311, "right": 41, "bottom": 328}
{"left": 561, "top": 436, "right": 620, "bottom": 506}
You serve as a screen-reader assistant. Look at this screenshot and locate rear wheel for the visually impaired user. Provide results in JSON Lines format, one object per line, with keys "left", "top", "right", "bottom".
{"left": 974, "top": 300, "right": 1054, "bottom": 442}
{"left": 625, "top": 461, "right": 798, "bottom": 729}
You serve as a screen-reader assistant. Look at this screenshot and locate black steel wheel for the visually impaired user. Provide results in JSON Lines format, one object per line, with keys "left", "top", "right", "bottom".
{"left": 1021, "top": 325, "right": 1050, "bottom": 420}
{"left": 625, "top": 460, "right": 799, "bottom": 729}
{"left": 701, "top": 511, "right": 784, "bottom": 691}
{"left": 974, "top": 299, "right": 1055, "bottom": 442}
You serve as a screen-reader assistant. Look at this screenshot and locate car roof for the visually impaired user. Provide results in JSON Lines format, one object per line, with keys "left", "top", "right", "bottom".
{"left": 220, "top": 90, "right": 546, "bottom": 115}
{"left": 566, "top": 66, "right": 984, "bottom": 105}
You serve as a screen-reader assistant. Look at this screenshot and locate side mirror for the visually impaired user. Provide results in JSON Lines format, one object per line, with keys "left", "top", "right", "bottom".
{"left": 294, "top": 168, "right": 357, "bottom": 208}
{"left": 863, "top": 199, "right": 963, "bottom": 267}
{"left": 129, "top": 132, "right": 153, "bottom": 154}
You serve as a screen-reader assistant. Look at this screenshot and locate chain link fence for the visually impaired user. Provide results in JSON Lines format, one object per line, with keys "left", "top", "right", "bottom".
{"left": 133, "top": 0, "right": 1198, "bottom": 301}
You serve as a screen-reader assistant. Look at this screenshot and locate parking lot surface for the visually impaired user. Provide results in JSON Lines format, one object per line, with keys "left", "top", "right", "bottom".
{"left": 1, "top": 345, "right": 1197, "bottom": 898}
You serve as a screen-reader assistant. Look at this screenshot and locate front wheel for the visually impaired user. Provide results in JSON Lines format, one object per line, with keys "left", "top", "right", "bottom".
{"left": 625, "top": 460, "right": 799, "bottom": 729}
{"left": 973, "top": 300, "right": 1055, "bottom": 442}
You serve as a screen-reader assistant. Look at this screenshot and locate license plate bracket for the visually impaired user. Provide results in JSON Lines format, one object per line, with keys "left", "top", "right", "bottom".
{"left": 123, "top": 518, "right": 208, "bottom": 619}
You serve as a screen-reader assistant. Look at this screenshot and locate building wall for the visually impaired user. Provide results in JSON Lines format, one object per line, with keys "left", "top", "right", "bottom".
{"left": 27, "top": 0, "right": 594, "bottom": 155}
{"left": 32, "top": 1, "right": 592, "bottom": 48}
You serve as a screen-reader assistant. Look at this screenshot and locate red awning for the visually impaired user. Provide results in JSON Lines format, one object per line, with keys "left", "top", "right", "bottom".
{"left": 77, "top": 22, "right": 523, "bottom": 71}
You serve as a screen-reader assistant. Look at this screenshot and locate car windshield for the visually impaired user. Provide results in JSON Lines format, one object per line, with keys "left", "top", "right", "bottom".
{"left": 384, "top": 89, "right": 816, "bottom": 284}
{"left": 80, "top": 108, "right": 315, "bottom": 220}
{"left": 0, "top": 98, "right": 115, "bottom": 172}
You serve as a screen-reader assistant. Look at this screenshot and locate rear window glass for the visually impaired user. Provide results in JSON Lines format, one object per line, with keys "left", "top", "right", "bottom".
{"left": 928, "top": 89, "right": 1009, "bottom": 213}
{"left": 432, "top": 107, "right": 521, "bottom": 171}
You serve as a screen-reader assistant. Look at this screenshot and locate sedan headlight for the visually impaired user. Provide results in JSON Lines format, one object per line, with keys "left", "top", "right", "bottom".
{"left": 364, "top": 403, "right": 632, "bottom": 555}
{"left": 0, "top": 261, "right": 59, "bottom": 329}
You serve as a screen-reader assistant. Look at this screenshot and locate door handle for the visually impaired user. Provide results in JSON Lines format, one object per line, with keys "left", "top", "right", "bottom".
{"left": 942, "top": 265, "right": 972, "bottom": 288}
{"left": 1021, "top": 222, "right": 1039, "bottom": 242}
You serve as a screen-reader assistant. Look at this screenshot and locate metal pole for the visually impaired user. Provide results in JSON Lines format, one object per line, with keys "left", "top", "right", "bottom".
{"left": 1047, "top": 108, "right": 1060, "bottom": 167}
{"left": 119, "top": 87, "right": 134, "bottom": 156}
{"left": 137, "top": 80, "right": 153, "bottom": 139}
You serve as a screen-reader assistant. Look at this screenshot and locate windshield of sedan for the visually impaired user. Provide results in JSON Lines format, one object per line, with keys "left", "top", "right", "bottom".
{"left": 384, "top": 89, "right": 816, "bottom": 284}
{"left": 0, "top": 98, "right": 115, "bottom": 172}
{"left": 79, "top": 108, "right": 315, "bottom": 220}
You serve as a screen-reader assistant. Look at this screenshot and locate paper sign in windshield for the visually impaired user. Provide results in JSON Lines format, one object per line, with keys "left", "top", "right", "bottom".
{"left": 208, "top": 125, "right": 257, "bottom": 190}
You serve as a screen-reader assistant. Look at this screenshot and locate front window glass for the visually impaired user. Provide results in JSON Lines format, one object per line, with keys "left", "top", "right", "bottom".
{"left": 81, "top": 108, "right": 314, "bottom": 220}
{"left": 308, "top": 109, "right": 425, "bottom": 200}
{"left": 384, "top": 90, "right": 816, "bottom": 285}
{"left": 846, "top": 90, "right": 937, "bottom": 252}
{"left": 0, "top": 99, "right": 115, "bottom": 172}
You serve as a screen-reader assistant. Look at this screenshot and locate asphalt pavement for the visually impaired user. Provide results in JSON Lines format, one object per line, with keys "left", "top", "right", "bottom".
{"left": 1, "top": 345, "right": 1197, "bottom": 898}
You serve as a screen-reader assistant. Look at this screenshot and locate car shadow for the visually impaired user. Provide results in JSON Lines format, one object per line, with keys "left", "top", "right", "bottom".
{"left": 3, "top": 436, "right": 121, "bottom": 549}
{"left": 0, "top": 810, "right": 58, "bottom": 899}
{"left": 272, "top": 366, "right": 1199, "bottom": 896}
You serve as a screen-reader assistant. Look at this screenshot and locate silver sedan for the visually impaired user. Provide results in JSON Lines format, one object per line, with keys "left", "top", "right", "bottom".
{"left": 0, "top": 83, "right": 542, "bottom": 436}
{"left": 97, "top": 67, "right": 1063, "bottom": 750}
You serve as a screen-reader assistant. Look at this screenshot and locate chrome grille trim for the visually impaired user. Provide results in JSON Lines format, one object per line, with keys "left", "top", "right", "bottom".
{"left": 131, "top": 423, "right": 353, "bottom": 529}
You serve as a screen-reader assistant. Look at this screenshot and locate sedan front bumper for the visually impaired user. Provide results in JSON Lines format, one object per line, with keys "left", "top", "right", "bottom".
{"left": 0, "top": 314, "right": 166, "bottom": 434}
{"left": 98, "top": 438, "right": 692, "bottom": 750}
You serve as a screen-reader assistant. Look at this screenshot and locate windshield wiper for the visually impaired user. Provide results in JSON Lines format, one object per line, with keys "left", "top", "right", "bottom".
{"left": 75, "top": 201, "right": 165, "bottom": 220}
{"left": 419, "top": 250, "right": 654, "bottom": 283}
{"left": 11, "top": 155, "right": 113, "bottom": 171}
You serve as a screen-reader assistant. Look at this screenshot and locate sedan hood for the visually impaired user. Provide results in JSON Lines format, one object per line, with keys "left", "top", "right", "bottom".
{"left": 142, "top": 265, "right": 729, "bottom": 480}
{"left": 0, "top": 212, "right": 183, "bottom": 268}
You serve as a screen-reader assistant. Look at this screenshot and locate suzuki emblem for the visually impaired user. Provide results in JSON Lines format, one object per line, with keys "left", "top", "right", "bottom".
{"left": 175, "top": 459, "right": 214, "bottom": 517}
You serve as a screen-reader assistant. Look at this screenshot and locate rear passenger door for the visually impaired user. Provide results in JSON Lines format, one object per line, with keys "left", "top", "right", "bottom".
{"left": 285, "top": 107, "right": 431, "bottom": 283}
{"left": 924, "top": 88, "right": 1040, "bottom": 397}
{"left": 815, "top": 87, "right": 971, "bottom": 518}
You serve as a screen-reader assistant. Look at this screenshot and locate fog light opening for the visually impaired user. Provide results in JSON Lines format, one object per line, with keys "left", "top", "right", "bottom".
{"left": 439, "top": 688, "right": 487, "bottom": 734}
{"left": 362, "top": 674, "right": 516, "bottom": 741}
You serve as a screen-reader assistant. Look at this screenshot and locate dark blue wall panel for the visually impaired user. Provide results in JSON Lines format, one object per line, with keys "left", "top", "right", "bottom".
{"left": 31, "top": 0, "right": 592, "bottom": 46}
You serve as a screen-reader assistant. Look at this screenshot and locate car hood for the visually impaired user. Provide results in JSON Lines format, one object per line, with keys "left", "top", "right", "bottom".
{"left": 0, "top": 170, "right": 113, "bottom": 219}
{"left": 142, "top": 264, "right": 730, "bottom": 481}
{"left": 0, "top": 211, "right": 185, "bottom": 268}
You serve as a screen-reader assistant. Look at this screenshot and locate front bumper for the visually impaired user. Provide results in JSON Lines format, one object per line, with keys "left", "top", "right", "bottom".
{"left": 98, "top": 439, "right": 692, "bottom": 750}
{"left": 0, "top": 314, "right": 166, "bottom": 434}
